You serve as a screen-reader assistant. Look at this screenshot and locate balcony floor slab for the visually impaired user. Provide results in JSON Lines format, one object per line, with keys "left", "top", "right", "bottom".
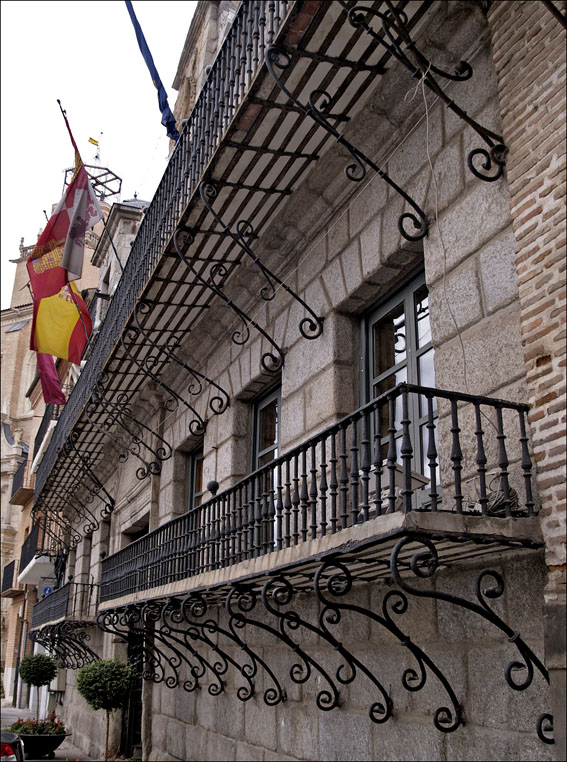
{"left": 99, "top": 512, "right": 543, "bottom": 610}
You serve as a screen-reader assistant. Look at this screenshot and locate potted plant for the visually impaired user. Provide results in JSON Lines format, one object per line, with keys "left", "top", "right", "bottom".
{"left": 76, "top": 659, "right": 134, "bottom": 762}
{"left": 5, "top": 715, "right": 69, "bottom": 760}
{"left": 17, "top": 655, "right": 57, "bottom": 722}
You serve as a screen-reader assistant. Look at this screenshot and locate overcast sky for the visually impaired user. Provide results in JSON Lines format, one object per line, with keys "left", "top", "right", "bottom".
{"left": 1, "top": 0, "right": 198, "bottom": 308}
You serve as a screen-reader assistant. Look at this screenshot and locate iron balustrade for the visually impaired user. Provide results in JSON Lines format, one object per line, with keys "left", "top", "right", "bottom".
{"left": 32, "top": 404, "right": 60, "bottom": 461}
{"left": 31, "top": 581, "right": 98, "bottom": 629}
{"left": 19, "top": 521, "right": 45, "bottom": 573}
{"left": 35, "top": 1, "right": 291, "bottom": 501}
{"left": 100, "top": 383, "right": 536, "bottom": 602}
{"left": 1, "top": 560, "right": 16, "bottom": 594}
{"left": 10, "top": 457, "right": 28, "bottom": 499}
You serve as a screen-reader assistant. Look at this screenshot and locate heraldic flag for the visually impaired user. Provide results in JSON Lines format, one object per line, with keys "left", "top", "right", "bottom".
{"left": 27, "top": 109, "right": 102, "bottom": 368}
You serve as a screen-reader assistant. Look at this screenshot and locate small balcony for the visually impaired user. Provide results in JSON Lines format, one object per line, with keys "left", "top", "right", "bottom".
{"left": 18, "top": 520, "right": 55, "bottom": 586}
{"left": 100, "top": 383, "right": 541, "bottom": 606}
{"left": 30, "top": 581, "right": 98, "bottom": 630}
{"left": 10, "top": 456, "right": 34, "bottom": 505}
{"left": 1, "top": 559, "right": 24, "bottom": 598}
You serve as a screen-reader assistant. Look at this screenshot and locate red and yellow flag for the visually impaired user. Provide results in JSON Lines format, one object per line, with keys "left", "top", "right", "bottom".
{"left": 27, "top": 112, "right": 101, "bottom": 366}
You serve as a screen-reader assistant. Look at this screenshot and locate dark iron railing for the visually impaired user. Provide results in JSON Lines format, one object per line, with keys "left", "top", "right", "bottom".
{"left": 36, "top": 0, "right": 291, "bottom": 500}
{"left": 19, "top": 521, "right": 44, "bottom": 573}
{"left": 10, "top": 457, "right": 28, "bottom": 499}
{"left": 31, "top": 581, "right": 98, "bottom": 629}
{"left": 33, "top": 404, "right": 60, "bottom": 461}
{"left": 101, "top": 383, "right": 536, "bottom": 602}
{"left": 1, "top": 560, "right": 16, "bottom": 594}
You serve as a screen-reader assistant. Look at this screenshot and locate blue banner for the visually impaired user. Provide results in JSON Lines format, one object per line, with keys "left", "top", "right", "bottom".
{"left": 125, "top": 1, "right": 180, "bottom": 141}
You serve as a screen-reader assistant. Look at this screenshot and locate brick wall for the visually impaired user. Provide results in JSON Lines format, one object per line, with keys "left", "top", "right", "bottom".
{"left": 487, "top": 1, "right": 566, "bottom": 596}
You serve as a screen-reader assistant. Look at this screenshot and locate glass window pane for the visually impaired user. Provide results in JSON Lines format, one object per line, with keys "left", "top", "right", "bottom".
{"left": 373, "top": 301, "right": 406, "bottom": 377}
{"left": 194, "top": 455, "right": 203, "bottom": 507}
{"left": 373, "top": 367, "right": 407, "bottom": 439}
{"left": 259, "top": 399, "right": 278, "bottom": 452}
{"left": 414, "top": 285, "right": 431, "bottom": 348}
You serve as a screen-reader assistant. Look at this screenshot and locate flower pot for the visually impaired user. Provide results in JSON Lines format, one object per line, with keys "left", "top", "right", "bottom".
{"left": 18, "top": 732, "right": 70, "bottom": 760}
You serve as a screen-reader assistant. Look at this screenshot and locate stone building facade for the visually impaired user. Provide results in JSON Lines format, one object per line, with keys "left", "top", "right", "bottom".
{"left": 8, "top": 2, "right": 565, "bottom": 761}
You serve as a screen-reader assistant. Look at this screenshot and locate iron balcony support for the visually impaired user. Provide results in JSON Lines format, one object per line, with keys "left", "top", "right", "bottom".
{"left": 62, "top": 430, "right": 115, "bottom": 520}
{"left": 120, "top": 322, "right": 207, "bottom": 436}
{"left": 265, "top": 45, "right": 429, "bottom": 241}
{"left": 342, "top": 0, "right": 507, "bottom": 182}
{"left": 98, "top": 536, "right": 551, "bottom": 744}
{"left": 390, "top": 535, "right": 554, "bottom": 744}
{"left": 173, "top": 225, "right": 285, "bottom": 374}
{"left": 199, "top": 181, "right": 324, "bottom": 342}
{"left": 30, "top": 621, "right": 99, "bottom": 670}
{"left": 131, "top": 298, "right": 230, "bottom": 419}
{"left": 84, "top": 373, "right": 174, "bottom": 479}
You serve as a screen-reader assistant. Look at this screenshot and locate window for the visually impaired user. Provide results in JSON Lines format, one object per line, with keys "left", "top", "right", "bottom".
{"left": 252, "top": 387, "right": 280, "bottom": 471}
{"left": 187, "top": 447, "right": 204, "bottom": 511}
{"left": 363, "top": 272, "right": 435, "bottom": 474}
{"left": 251, "top": 386, "right": 281, "bottom": 550}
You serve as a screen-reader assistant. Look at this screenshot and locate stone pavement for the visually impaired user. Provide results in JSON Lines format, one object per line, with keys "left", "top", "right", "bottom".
{"left": 1, "top": 703, "right": 94, "bottom": 761}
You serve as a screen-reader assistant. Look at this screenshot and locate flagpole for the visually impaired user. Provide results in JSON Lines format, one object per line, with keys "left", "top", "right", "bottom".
{"left": 56, "top": 99, "right": 94, "bottom": 350}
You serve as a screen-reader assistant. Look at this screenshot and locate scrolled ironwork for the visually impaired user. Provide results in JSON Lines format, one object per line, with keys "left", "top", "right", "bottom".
{"left": 62, "top": 430, "right": 115, "bottom": 519}
{"left": 343, "top": 0, "right": 507, "bottom": 183}
{"left": 313, "top": 559, "right": 462, "bottom": 730}
{"left": 265, "top": 45, "right": 428, "bottom": 241}
{"left": 390, "top": 535, "right": 553, "bottom": 741}
{"left": 85, "top": 372, "right": 174, "bottom": 478}
{"left": 132, "top": 298, "right": 230, "bottom": 417}
{"left": 199, "top": 181, "right": 324, "bottom": 341}
{"left": 229, "top": 583, "right": 340, "bottom": 712}
{"left": 30, "top": 621, "right": 99, "bottom": 669}
{"left": 173, "top": 225, "right": 284, "bottom": 374}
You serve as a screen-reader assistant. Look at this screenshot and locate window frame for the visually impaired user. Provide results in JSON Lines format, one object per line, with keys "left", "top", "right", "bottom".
{"left": 251, "top": 385, "right": 281, "bottom": 473}
{"left": 360, "top": 271, "right": 434, "bottom": 474}
{"left": 186, "top": 446, "right": 204, "bottom": 512}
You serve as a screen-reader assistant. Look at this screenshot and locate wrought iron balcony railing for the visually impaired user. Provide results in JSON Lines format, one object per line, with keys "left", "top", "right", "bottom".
{"left": 31, "top": 581, "right": 98, "bottom": 630}
{"left": 100, "top": 383, "right": 537, "bottom": 603}
{"left": 32, "top": 404, "right": 60, "bottom": 462}
{"left": 10, "top": 455, "right": 35, "bottom": 505}
{"left": 1, "top": 560, "right": 15, "bottom": 593}
{"left": 1, "top": 560, "right": 23, "bottom": 597}
{"left": 35, "top": 0, "right": 291, "bottom": 501}
{"left": 19, "top": 521, "right": 44, "bottom": 573}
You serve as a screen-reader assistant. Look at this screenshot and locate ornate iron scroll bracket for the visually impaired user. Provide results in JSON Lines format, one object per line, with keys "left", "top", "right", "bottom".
{"left": 342, "top": 0, "right": 507, "bottom": 182}
{"left": 43, "top": 476, "right": 100, "bottom": 538}
{"left": 96, "top": 539, "right": 550, "bottom": 744}
{"left": 120, "top": 320, "right": 207, "bottom": 436}
{"left": 32, "top": 496, "right": 82, "bottom": 551}
{"left": 85, "top": 372, "right": 173, "bottom": 479}
{"left": 173, "top": 225, "right": 285, "bottom": 374}
{"left": 132, "top": 298, "right": 230, "bottom": 418}
{"left": 63, "top": 430, "right": 115, "bottom": 520}
{"left": 390, "top": 535, "right": 554, "bottom": 744}
{"left": 265, "top": 46, "right": 428, "bottom": 241}
{"left": 199, "top": 181, "right": 324, "bottom": 342}
{"left": 30, "top": 622, "right": 99, "bottom": 669}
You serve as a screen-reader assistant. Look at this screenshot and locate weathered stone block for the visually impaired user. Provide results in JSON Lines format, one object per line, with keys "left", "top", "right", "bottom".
{"left": 424, "top": 180, "right": 512, "bottom": 284}
{"left": 319, "top": 708, "right": 373, "bottom": 761}
{"left": 277, "top": 705, "right": 320, "bottom": 759}
{"left": 478, "top": 228, "right": 519, "bottom": 314}
{"left": 428, "top": 258, "right": 483, "bottom": 344}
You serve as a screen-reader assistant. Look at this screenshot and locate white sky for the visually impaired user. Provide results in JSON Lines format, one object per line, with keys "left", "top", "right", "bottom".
{"left": 1, "top": 0, "right": 198, "bottom": 309}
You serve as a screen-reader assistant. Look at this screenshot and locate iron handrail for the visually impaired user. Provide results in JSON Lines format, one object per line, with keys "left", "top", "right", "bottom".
{"left": 31, "top": 581, "right": 99, "bottom": 629}
{"left": 1, "top": 560, "right": 17, "bottom": 594}
{"left": 100, "top": 383, "right": 535, "bottom": 602}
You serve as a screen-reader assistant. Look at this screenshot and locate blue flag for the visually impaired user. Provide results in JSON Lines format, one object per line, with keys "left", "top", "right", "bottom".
{"left": 125, "top": 1, "right": 179, "bottom": 141}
